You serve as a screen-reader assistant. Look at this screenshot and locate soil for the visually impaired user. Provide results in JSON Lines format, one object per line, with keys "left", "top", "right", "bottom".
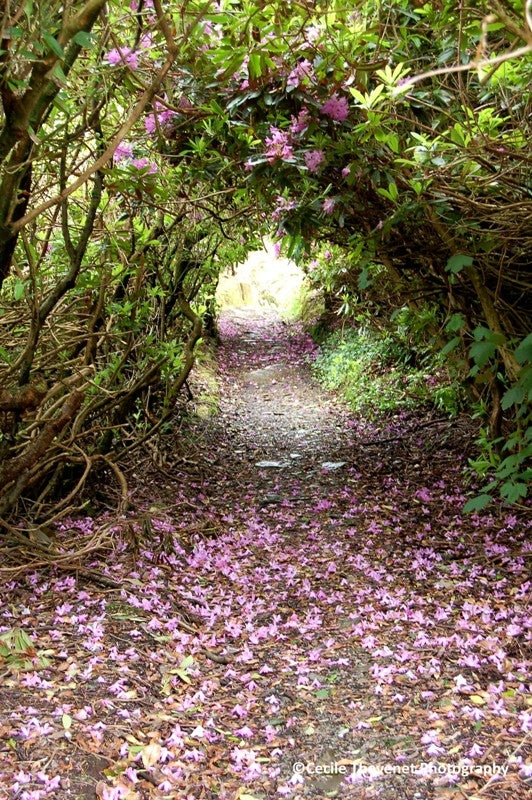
{"left": 0, "top": 309, "right": 530, "bottom": 800}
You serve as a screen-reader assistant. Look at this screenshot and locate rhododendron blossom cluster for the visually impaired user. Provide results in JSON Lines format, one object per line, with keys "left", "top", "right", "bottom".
{"left": 264, "top": 127, "right": 294, "bottom": 163}
{"left": 287, "top": 59, "right": 315, "bottom": 87}
{"left": 304, "top": 149, "right": 325, "bottom": 172}
{"left": 106, "top": 47, "right": 139, "bottom": 70}
{"left": 320, "top": 94, "right": 350, "bottom": 121}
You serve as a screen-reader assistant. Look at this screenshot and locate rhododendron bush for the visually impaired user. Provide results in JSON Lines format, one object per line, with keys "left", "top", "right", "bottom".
{"left": 0, "top": 0, "right": 530, "bottom": 531}
{"left": 0, "top": 5, "right": 530, "bottom": 796}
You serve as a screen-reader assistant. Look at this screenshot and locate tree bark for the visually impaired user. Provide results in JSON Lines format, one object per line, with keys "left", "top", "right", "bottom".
{"left": 0, "top": 0, "right": 107, "bottom": 287}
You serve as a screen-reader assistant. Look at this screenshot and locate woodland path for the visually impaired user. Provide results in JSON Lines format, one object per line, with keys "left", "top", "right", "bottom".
{"left": 0, "top": 310, "right": 530, "bottom": 800}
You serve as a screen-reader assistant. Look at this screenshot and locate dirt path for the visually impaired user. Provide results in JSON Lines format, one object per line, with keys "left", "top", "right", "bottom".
{"left": 0, "top": 310, "right": 530, "bottom": 800}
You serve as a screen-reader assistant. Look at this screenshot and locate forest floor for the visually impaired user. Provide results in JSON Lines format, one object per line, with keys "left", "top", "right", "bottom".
{"left": 0, "top": 309, "right": 531, "bottom": 800}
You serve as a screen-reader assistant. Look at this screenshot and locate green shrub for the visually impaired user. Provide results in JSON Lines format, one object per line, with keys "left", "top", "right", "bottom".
{"left": 313, "top": 325, "right": 463, "bottom": 418}
{"left": 464, "top": 332, "right": 532, "bottom": 511}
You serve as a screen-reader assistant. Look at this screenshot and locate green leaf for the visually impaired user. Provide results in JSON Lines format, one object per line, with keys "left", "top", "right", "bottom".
{"left": 501, "top": 385, "right": 525, "bottom": 410}
{"left": 248, "top": 53, "right": 262, "bottom": 79}
{"left": 0, "top": 345, "right": 12, "bottom": 363}
{"left": 520, "top": 365, "right": 532, "bottom": 395}
{"left": 473, "top": 326, "right": 505, "bottom": 345}
{"left": 14, "top": 629, "right": 34, "bottom": 652}
{"left": 358, "top": 268, "right": 373, "bottom": 290}
{"left": 449, "top": 124, "right": 466, "bottom": 146}
{"left": 463, "top": 494, "right": 492, "bottom": 513}
{"left": 13, "top": 282, "right": 24, "bottom": 301}
{"left": 23, "top": 0, "right": 34, "bottom": 21}
{"left": 445, "top": 313, "right": 466, "bottom": 333}
{"left": 499, "top": 481, "right": 527, "bottom": 503}
{"left": 515, "top": 333, "right": 532, "bottom": 364}
{"left": 386, "top": 133, "right": 400, "bottom": 153}
{"left": 349, "top": 87, "right": 366, "bottom": 105}
{"left": 179, "top": 655, "right": 194, "bottom": 670}
{"left": 72, "top": 31, "right": 95, "bottom": 48}
{"left": 50, "top": 63, "right": 68, "bottom": 85}
{"left": 376, "top": 183, "right": 398, "bottom": 202}
{"left": 367, "top": 84, "right": 385, "bottom": 107}
{"left": 469, "top": 339, "right": 497, "bottom": 368}
{"left": 286, "top": 234, "right": 305, "bottom": 262}
{"left": 409, "top": 179, "right": 424, "bottom": 196}
{"left": 495, "top": 453, "right": 521, "bottom": 478}
{"left": 168, "top": 654, "right": 195, "bottom": 685}
{"left": 174, "top": 669, "right": 191, "bottom": 684}
{"left": 441, "top": 336, "right": 461, "bottom": 355}
{"left": 446, "top": 254, "right": 473, "bottom": 274}
{"left": 42, "top": 32, "right": 64, "bottom": 59}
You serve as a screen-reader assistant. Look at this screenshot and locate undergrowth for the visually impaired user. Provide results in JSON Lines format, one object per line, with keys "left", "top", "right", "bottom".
{"left": 311, "top": 318, "right": 531, "bottom": 510}
{"left": 312, "top": 324, "right": 464, "bottom": 419}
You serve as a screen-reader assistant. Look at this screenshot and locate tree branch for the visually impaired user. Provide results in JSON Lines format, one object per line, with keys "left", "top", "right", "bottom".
{"left": 402, "top": 44, "right": 532, "bottom": 88}
{"left": 10, "top": 49, "right": 177, "bottom": 233}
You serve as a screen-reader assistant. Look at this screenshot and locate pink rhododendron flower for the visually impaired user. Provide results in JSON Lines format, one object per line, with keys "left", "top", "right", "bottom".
{"left": 287, "top": 59, "right": 315, "bottom": 87}
{"left": 263, "top": 724, "right": 277, "bottom": 742}
{"left": 202, "top": 20, "right": 223, "bottom": 40}
{"left": 101, "top": 786, "right": 129, "bottom": 800}
{"left": 304, "top": 25, "right": 320, "bottom": 43}
{"left": 132, "top": 158, "right": 157, "bottom": 174}
{"left": 520, "top": 710, "right": 532, "bottom": 732}
{"left": 124, "top": 51, "right": 139, "bottom": 69}
{"left": 264, "top": 127, "right": 294, "bottom": 163}
{"left": 106, "top": 47, "right": 138, "bottom": 70}
{"left": 12, "top": 771, "right": 32, "bottom": 789}
{"left": 114, "top": 141, "right": 133, "bottom": 161}
{"left": 290, "top": 108, "right": 311, "bottom": 135}
{"left": 144, "top": 115, "right": 157, "bottom": 135}
{"left": 272, "top": 196, "right": 296, "bottom": 222}
{"left": 106, "top": 49, "right": 122, "bottom": 66}
{"left": 178, "top": 95, "right": 193, "bottom": 111}
{"left": 139, "top": 33, "right": 153, "bottom": 49}
{"left": 320, "top": 94, "right": 350, "bottom": 121}
{"left": 304, "top": 149, "right": 324, "bottom": 172}
{"left": 322, "top": 198, "right": 335, "bottom": 214}
{"left": 145, "top": 103, "right": 177, "bottom": 135}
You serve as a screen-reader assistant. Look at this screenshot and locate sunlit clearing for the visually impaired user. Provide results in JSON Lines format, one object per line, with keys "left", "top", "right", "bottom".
{"left": 216, "top": 239, "right": 307, "bottom": 315}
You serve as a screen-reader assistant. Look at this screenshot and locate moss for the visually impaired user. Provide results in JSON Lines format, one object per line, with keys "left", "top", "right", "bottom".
{"left": 192, "top": 344, "right": 220, "bottom": 419}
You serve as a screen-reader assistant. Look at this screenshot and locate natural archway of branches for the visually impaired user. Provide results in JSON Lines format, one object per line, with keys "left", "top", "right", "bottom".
{"left": 0, "top": 1, "right": 530, "bottom": 549}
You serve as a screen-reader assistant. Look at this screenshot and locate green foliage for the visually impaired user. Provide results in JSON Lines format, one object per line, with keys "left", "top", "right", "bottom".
{"left": 313, "top": 323, "right": 462, "bottom": 418}
{"left": 446, "top": 254, "right": 473, "bottom": 275}
{"left": 287, "top": 285, "right": 325, "bottom": 327}
{"left": 0, "top": 628, "right": 52, "bottom": 672}
{"left": 0, "top": 0, "right": 530, "bottom": 525}
{"left": 468, "top": 327, "right": 507, "bottom": 375}
{"left": 466, "top": 333, "right": 532, "bottom": 510}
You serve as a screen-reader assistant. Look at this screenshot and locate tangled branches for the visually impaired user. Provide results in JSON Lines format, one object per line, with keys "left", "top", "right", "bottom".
{"left": 0, "top": 210, "right": 214, "bottom": 563}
